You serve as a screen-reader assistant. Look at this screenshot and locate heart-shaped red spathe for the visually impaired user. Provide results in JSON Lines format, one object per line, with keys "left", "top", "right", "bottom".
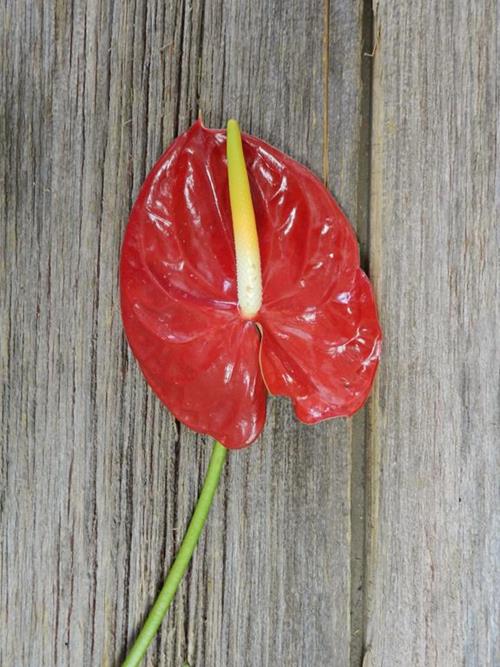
{"left": 120, "top": 121, "right": 382, "bottom": 448}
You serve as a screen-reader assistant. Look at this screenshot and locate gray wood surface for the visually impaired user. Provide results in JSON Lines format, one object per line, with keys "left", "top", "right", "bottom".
{"left": 1, "top": 1, "right": 498, "bottom": 666}
{"left": 0, "top": 1, "right": 370, "bottom": 666}
{"left": 365, "top": 2, "right": 499, "bottom": 666}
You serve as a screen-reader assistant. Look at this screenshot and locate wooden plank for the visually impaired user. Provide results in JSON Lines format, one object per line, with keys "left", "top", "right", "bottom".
{"left": 0, "top": 1, "right": 368, "bottom": 666}
{"left": 365, "top": 2, "right": 499, "bottom": 665}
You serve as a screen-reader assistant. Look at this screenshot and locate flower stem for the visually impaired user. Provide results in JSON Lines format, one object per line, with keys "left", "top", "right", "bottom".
{"left": 122, "top": 440, "right": 228, "bottom": 667}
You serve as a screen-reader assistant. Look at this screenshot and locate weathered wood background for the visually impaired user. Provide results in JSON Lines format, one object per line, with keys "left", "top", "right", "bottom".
{"left": 0, "top": 1, "right": 497, "bottom": 666}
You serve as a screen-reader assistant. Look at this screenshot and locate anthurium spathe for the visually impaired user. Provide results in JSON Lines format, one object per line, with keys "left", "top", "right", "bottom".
{"left": 120, "top": 120, "right": 381, "bottom": 448}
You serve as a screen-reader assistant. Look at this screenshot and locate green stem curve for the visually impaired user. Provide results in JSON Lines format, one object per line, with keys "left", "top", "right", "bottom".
{"left": 122, "top": 440, "right": 228, "bottom": 667}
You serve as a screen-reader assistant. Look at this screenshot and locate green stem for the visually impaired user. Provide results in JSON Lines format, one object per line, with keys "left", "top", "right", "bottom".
{"left": 122, "top": 440, "right": 228, "bottom": 667}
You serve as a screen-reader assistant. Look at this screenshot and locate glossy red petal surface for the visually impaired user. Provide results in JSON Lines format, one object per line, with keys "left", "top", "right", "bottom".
{"left": 120, "top": 121, "right": 381, "bottom": 445}
{"left": 120, "top": 123, "right": 266, "bottom": 448}
{"left": 127, "top": 122, "right": 237, "bottom": 307}
{"left": 241, "top": 135, "right": 382, "bottom": 421}
{"left": 243, "top": 135, "right": 360, "bottom": 310}
{"left": 259, "top": 270, "right": 381, "bottom": 421}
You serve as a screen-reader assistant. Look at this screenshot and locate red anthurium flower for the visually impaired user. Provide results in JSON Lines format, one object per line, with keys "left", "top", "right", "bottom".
{"left": 120, "top": 120, "right": 381, "bottom": 449}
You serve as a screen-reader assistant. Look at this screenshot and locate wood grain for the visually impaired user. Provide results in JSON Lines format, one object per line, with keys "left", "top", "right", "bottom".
{"left": 365, "top": 1, "right": 499, "bottom": 665}
{"left": 5, "top": 1, "right": 497, "bottom": 665}
{"left": 0, "top": 1, "right": 369, "bottom": 666}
